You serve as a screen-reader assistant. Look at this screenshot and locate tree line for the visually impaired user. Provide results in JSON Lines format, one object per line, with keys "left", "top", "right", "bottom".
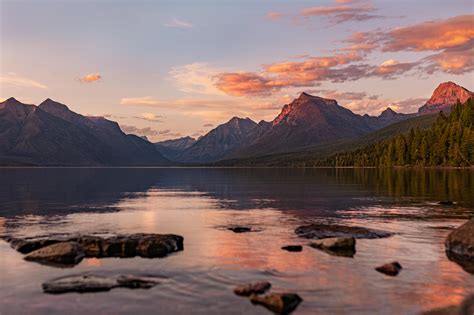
{"left": 315, "top": 98, "right": 474, "bottom": 167}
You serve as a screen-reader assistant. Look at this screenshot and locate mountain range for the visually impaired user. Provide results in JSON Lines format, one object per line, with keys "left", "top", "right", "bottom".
{"left": 156, "top": 81, "right": 471, "bottom": 164}
{"left": 0, "top": 98, "right": 170, "bottom": 166}
{"left": 1, "top": 81, "right": 471, "bottom": 166}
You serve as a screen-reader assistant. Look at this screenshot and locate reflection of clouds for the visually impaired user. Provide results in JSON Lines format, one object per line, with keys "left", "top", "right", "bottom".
{"left": 84, "top": 257, "right": 102, "bottom": 267}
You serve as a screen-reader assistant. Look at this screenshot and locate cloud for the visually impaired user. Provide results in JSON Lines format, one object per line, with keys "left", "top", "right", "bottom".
{"left": 309, "top": 89, "right": 368, "bottom": 100}
{"left": 299, "top": 3, "right": 382, "bottom": 24}
{"left": 79, "top": 72, "right": 101, "bottom": 83}
{"left": 346, "top": 15, "right": 474, "bottom": 74}
{"left": 0, "top": 73, "right": 47, "bottom": 89}
{"left": 164, "top": 18, "right": 194, "bottom": 29}
{"left": 203, "top": 123, "right": 214, "bottom": 127}
{"left": 381, "top": 15, "right": 474, "bottom": 52}
{"left": 267, "top": 11, "right": 285, "bottom": 19}
{"left": 133, "top": 112, "right": 163, "bottom": 122}
{"left": 390, "top": 97, "right": 428, "bottom": 112}
{"left": 371, "top": 59, "right": 419, "bottom": 79}
{"left": 120, "top": 124, "right": 181, "bottom": 139}
{"left": 169, "top": 62, "right": 225, "bottom": 95}
{"left": 422, "top": 40, "right": 474, "bottom": 74}
{"left": 214, "top": 53, "right": 417, "bottom": 97}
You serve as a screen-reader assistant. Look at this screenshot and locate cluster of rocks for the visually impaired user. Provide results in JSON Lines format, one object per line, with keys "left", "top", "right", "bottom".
{"left": 233, "top": 281, "right": 302, "bottom": 314}
{"left": 5, "top": 233, "right": 184, "bottom": 267}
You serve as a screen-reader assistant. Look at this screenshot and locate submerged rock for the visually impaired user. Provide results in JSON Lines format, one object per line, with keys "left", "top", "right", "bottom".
{"left": 250, "top": 293, "right": 303, "bottom": 314}
{"left": 309, "top": 237, "right": 356, "bottom": 257}
{"left": 234, "top": 281, "right": 271, "bottom": 296}
{"left": 420, "top": 294, "right": 474, "bottom": 315}
{"left": 7, "top": 233, "right": 184, "bottom": 259}
{"left": 281, "top": 245, "right": 303, "bottom": 252}
{"left": 295, "top": 224, "right": 392, "bottom": 240}
{"left": 42, "top": 274, "right": 161, "bottom": 294}
{"left": 375, "top": 261, "right": 402, "bottom": 276}
{"left": 24, "top": 242, "right": 85, "bottom": 267}
{"left": 438, "top": 200, "right": 454, "bottom": 206}
{"left": 227, "top": 226, "right": 253, "bottom": 233}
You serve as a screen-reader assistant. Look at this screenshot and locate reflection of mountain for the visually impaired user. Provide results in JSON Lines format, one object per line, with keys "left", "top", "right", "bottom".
{"left": 0, "top": 168, "right": 159, "bottom": 216}
{"left": 1, "top": 168, "right": 472, "bottom": 217}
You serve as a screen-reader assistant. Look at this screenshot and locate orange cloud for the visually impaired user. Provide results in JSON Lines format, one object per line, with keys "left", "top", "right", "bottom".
{"left": 266, "top": 11, "right": 285, "bottom": 19}
{"left": 79, "top": 72, "right": 101, "bottom": 83}
{"left": 423, "top": 40, "right": 474, "bottom": 74}
{"left": 382, "top": 15, "right": 474, "bottom": 52}
{"left": 214, "top": 72, "right": 275, "bottom": 96}
{"left": 371, "top": 59, "right": 419, "bottom": 78}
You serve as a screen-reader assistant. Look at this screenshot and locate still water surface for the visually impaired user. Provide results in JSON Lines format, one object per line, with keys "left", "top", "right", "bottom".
{"left": 0, "top": 168, "right": 473, "bottom": 314}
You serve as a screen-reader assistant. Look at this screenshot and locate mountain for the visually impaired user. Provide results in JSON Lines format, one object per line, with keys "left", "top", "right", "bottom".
{"left": 320, "top": 98, "right": 474, "bottom": 167}
{"left": 418, "top": 81, "right": 473, "bottom": 114}
{"left": 0, "top": 98, "right": 170, "bottom": 166}
{"left": 156, "top": 136, "right": 196, "bottom": 151}
{"left": 175, "top": 117, "right": 257, "bottom": 163}
{"left": 225, "top": 92, "right": 411, "bottom": 160}
{"left": 214, "top": 113, "right": 438, "bottom": 167}
{"left": 154, "top": 136, "right": 196, "bottom": 161}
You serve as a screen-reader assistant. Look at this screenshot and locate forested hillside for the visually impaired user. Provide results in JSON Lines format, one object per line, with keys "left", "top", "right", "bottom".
{"left": 316, "top": 99, "right": 474, "bottom": 167}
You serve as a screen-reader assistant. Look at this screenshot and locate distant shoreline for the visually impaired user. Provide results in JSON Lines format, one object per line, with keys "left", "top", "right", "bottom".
{"left": 0, "top": 165, "right": 472, "bottom": 169}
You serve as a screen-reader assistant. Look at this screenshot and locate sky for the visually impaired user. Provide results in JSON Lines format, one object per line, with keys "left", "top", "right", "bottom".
{"left": 1, "top": 0, "right": 473, "bottom": 141}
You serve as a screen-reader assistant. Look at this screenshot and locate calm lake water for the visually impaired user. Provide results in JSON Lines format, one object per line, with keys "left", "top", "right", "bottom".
{"left": 0, "top": 168, "right": 473, "bottom": 315}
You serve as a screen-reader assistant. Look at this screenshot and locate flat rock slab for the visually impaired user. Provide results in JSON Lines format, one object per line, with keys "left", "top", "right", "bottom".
{"left": 375, "top": 261, "right": 402, "bottom": 276}
{"left": 295, "top": 224, "right": 392, "bottom": 240}
{"left": 42, "top": 274, "right": 162, "bottom": 294}
{"left": 24, "top": 242, "right": 85, "bottom": 267}
{"left": 234, "top": 281, "right": 271, "bottom": 296}
{"left": 250, "top": 293, "right": 303, "bottom": 314}
{"left": 7, "top": 233, "right": 184, "bottom": 258}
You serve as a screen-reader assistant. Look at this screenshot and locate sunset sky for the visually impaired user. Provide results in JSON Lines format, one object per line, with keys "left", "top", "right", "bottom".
{"left": 1, "top": 0, "right": 473, "bottom": 141}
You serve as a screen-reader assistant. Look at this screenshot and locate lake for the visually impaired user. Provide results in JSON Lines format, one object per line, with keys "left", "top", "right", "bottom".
{"left": 0, "top": 168, "right": 473, "bottom": 314}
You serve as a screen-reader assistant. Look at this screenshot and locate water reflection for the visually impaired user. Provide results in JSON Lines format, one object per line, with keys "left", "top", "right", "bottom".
{"left": 1, "top": 168, "right": 473, "bottom": 216}
{"left": 0, "top": 168, "right": 473, "bottom": 315}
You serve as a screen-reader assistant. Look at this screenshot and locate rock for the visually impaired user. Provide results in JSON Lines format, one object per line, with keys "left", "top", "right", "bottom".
{"left": 295, "top": 224, "right": 392, "bottom": 240}
{"left": 234, "top": 281, "right": 271, "bottom": 296}
{"left": 227, "top": 226, "right": 252, "bottom": 233}
{"left": 309, "top": 237, "right": 356, "bottom": 257}
{"left": 439, "top": 201, "right": 454, "bottom": 206}
{"left": 446, "top": 251, "right": 474, "bottom": 274}
{"left": 250, "top": 293, "right": 303, "bottom": 314}
{"left": 445, "top": 219, "right": 474, "bottom": 274}
{"left": 24, "top": 242, "right": 85, "bottom": 267}
{"left": 8, "top": 233, "right": 184, "bottom": 259}
{"left": 446, "top": 219, "right": 474, "bottom": 258}
{"left": 309, "top": 237, "right": 355, "bottom": 250}
{"left": 375, "top": 261, "right": 402, "bottom": 276}
{"left": 281, "top": 245, "right": 303, "bottom": 252}
{"left": 116, "top": 275, "right": 161, "bottom": 289}
{"left": 420, "top": 294, "right": 474, "bottom": 315}
{"left": 42, "top": 274, "right": 161, "bottom": 294}
{"left": 7, "top": 237, "right": 62, "bottom": 254}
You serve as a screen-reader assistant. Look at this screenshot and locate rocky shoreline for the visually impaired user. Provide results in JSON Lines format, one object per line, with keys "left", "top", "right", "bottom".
{"left": 2, "top": 218, "right": 473, "bottom": 314}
